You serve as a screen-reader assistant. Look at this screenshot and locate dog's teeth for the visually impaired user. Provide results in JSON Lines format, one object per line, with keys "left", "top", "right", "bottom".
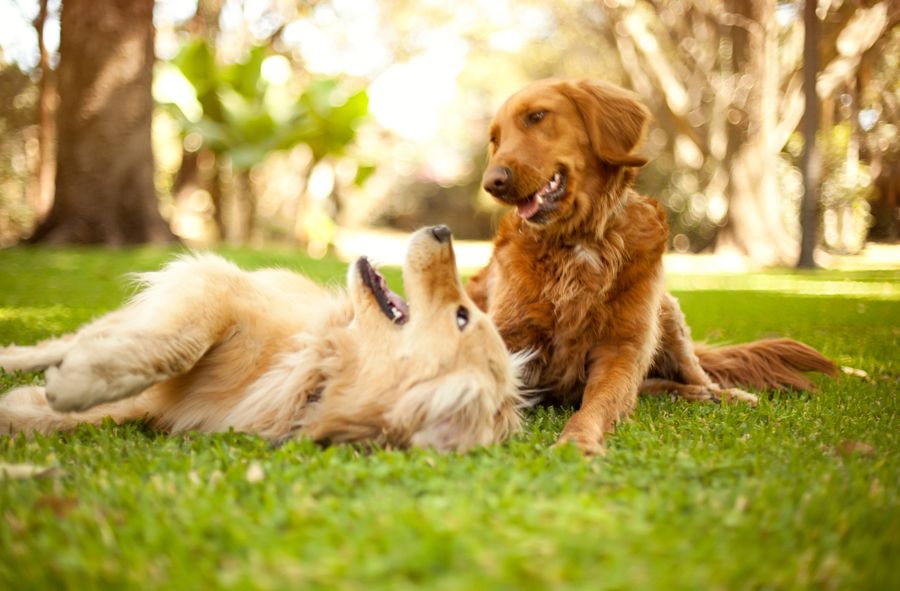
{"left": 549, "top": 174, "right": 560, "bottom": 191}
{"left": 537, "top": 195, "right": 544, "bottom": 205}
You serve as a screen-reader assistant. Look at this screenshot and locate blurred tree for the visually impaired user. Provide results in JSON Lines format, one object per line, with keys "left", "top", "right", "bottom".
{"left": 599, "top": 0, "right": 895, "bottom": 264}
{"left": 798, "top": 0, "right": 821, "bottom": 268}
{"left": 170, "top": 0, "right": 226, "bottom": 239}
{"left": 0, "top": 66, "right": 38, "bottom": 245}
{"left": 31, "top": 0, "right": 173, "bottom": 244}
{"left": 718, "top": 0, "right": 796, "bottom": 263}
{"left": 866, "top": 26, "right": 900, "bottom": 242}
{"left": 162, "top": 39, "right": 368, "bottom": 244}
{"left": 32, "top": 0, "right": 56, "bottom": 222}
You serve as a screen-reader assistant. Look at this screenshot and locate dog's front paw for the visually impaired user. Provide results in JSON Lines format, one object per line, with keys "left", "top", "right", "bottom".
{"left": 557, "top": 415, "right": 606, "bottom": 456}
{"left": 44, "top": 365, "right": 108, "bottom": 412}
{"left": 555, "top": 433, "right": 606, "bottom": 456}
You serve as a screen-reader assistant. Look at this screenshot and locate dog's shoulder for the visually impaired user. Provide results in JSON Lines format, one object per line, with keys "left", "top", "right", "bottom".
{"left": 618, "top": 190, "right": 668, "bottom": 262}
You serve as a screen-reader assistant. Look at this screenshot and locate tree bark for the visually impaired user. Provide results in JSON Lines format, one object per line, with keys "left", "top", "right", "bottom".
{"left": 234, "top": 169, "right": 256, "bottom": 244}
{"left": 32, "top": 0, "right": 56, "bottom": 222}
{"left": 209, "top": 160, "right": 227, "bottom": 240}
{"left": 29, "top": 0, "right": 174, "bottom": 245}
{"left": 716, "top": 0, "right": 796, "bottom": 265}
{"left": 797, "top": 0, "right": 821, "bottom": 268}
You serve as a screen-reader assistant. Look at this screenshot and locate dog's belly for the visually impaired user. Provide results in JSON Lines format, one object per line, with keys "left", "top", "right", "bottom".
{"left": 150, "top": 330, "right": 294, "bottom": 426}
{"left": 147, "top": 273, "right": 345, "bottom": 433}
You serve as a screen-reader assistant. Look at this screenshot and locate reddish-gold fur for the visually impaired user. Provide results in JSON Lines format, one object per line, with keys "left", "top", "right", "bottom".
{"left": 468, "top": 79, "right": 836, "bottom": 454}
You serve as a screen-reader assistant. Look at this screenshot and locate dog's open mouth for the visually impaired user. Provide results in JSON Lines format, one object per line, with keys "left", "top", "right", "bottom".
{"left": 517, "top": 168, "right": 568, "bottom": 221}
{"left": 357, "top": 257, "right": 409, "bottom": 325}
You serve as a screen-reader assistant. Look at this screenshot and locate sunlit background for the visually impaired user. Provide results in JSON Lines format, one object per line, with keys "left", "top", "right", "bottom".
{"left": 0, "top": 0, "right": 897, "bottom": 270}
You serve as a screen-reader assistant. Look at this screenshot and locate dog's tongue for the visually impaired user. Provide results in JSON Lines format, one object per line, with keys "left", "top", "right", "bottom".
{"left": 517, "top": 195, "right": 541, "bottom": 219}
{"left": 386, "top": 290, "right": 409, "bottom": 319}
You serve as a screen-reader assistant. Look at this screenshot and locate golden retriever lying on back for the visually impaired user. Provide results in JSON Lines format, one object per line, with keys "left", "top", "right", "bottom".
{"left": 468, "top": 79, "right": 835, "bottom": 454}
{"left": 0, "top": 226, "right": 524, "bottom": 451}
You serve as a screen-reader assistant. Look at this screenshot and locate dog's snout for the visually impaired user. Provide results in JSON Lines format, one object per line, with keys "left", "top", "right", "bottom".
{"left": 431, "top": 225, "right": 452, "bottom": 243}
{"left": 483, "top": 166, "right": 512, "bottom": 197}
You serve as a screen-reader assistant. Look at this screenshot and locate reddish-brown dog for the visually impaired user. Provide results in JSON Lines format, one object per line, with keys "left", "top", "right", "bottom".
{"left": 467, "top": 79, "right": 835, "bottom": 454}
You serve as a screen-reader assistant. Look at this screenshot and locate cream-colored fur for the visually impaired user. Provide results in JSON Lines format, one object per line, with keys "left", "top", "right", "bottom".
{"left": 0, "top": 227, "right": 525, "bottom": 452}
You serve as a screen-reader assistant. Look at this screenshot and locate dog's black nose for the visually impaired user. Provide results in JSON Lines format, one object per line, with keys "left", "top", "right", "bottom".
{"left": 483, "top": 166, "right": 512, "bottom": 197}
{"left": 431, "top": 225, "right": 452, "bottom": 243}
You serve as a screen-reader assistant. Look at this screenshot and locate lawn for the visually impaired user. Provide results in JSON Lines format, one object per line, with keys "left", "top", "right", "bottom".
{"left": 0, "top": 246, "right": 897, "bottom": 590}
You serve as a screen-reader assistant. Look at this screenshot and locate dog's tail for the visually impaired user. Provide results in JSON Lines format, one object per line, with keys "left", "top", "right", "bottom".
{"left": 695, "top": 338, "right": 837, "bottom": 391}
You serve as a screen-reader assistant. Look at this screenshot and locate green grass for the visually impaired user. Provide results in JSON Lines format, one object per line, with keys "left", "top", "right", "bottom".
{"left": 0, "top": 246, "right": 897, "bottom": 590}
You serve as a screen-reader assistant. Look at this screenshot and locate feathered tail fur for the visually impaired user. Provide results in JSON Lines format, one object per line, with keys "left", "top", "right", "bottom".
{"left": 696, "top": 338, "right": 837, "bottom": 391}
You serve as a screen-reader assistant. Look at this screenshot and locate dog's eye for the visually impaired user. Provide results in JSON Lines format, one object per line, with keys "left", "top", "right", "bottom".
{"left": 526, "top": 110, "right": 547, "bottom": 125}
{"left": 456, "top": 306, "right": 469, "bottom": 331}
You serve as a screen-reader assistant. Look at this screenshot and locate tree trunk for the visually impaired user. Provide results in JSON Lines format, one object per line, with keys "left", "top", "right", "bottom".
{"left": 209, "top": 159, "right": 226, "bottom": 240}
{"left": 234, "top": 169, "right": 256, "bottom": 244}
{"left": 797, "top": 0, "right": 821, "bottom": 267}
{"left": 30, "top": 0, "right": 173, "bottom": 245}
{"left": 33, "top": 0, "right": 56, "bottom": 222}
{"left": 292, "top": 162, "right": 315, "bottom": 244}
{"left": 716, "top": 0, "right": 796, "bottom": 266}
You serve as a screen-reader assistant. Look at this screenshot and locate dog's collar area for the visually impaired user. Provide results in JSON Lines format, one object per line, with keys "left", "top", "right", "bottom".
{"left": 357, "top": 257, "right": 409, "bottom": 325}
{"left": 517, "top": 168, "right": 567, "bottom": 221}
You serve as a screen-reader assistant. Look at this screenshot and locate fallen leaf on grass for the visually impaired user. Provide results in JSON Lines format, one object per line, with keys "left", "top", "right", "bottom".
{"left": 0, "top": 463, "right": 60, "bottom": 480}
{"left": 5, "top": 513, "right": 27, "bottom": 536}
{"left": 245, "top": 462, "right": 265, "bottom": 483}
{"left": 33, "top": 496, "right": 79, "bottom": 517}
{"left": 840, "top": 366, "right": 869, "bottom": 379}
{"left": 834, "top": 440, "right": 876, "bottom": 458}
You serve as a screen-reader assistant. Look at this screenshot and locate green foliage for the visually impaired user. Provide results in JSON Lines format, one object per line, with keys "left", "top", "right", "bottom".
{"left": 0, "top": 248, "right": 897, "bottom": 590}
{"left": 819, "top": 123, "right": 875, "bottom": 210}
{"left": 160, "top": 39, "right": 370, "bottom": 170}
{"left": 0, "top": 65, "right": 40, "bottom": 244}
{"left": 783, "top": 123, "right": 875, "bottom": 253}
{"left": 294, "top": 78, "right": 370, "bottom": 162}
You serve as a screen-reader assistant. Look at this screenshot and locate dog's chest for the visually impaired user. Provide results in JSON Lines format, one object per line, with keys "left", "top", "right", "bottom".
{"left": 490, "top": 241, "right": 623, "bottom": 393}
{"left": 546, "top": 242, "right": 618, "bottom": 300}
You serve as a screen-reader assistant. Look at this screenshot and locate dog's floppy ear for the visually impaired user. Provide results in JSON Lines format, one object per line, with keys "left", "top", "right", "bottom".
{"left": 559, "top": 79, "right": 650, "bottom": 168}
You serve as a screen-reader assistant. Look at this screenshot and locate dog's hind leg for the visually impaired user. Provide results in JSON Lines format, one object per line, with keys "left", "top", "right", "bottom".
{"left": 43, "top": 305, "right": 227, "bottom": 413}
{"left": 35, "top": 260, "right": 239, "bottom": 413}
{"left": 655, "top": 293, "right": 715, "bottom": 384}
{"left": 650, "top": 294, "right": 757, "bottom": 404}
{"left": 0, "top": 385, "right": 157, "bottom": 437}
{"left": 43, "top": 334, "right": 206, "bottom": 413}
{"left": 640, "top": 378, "right": 758, "bottom": 405}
